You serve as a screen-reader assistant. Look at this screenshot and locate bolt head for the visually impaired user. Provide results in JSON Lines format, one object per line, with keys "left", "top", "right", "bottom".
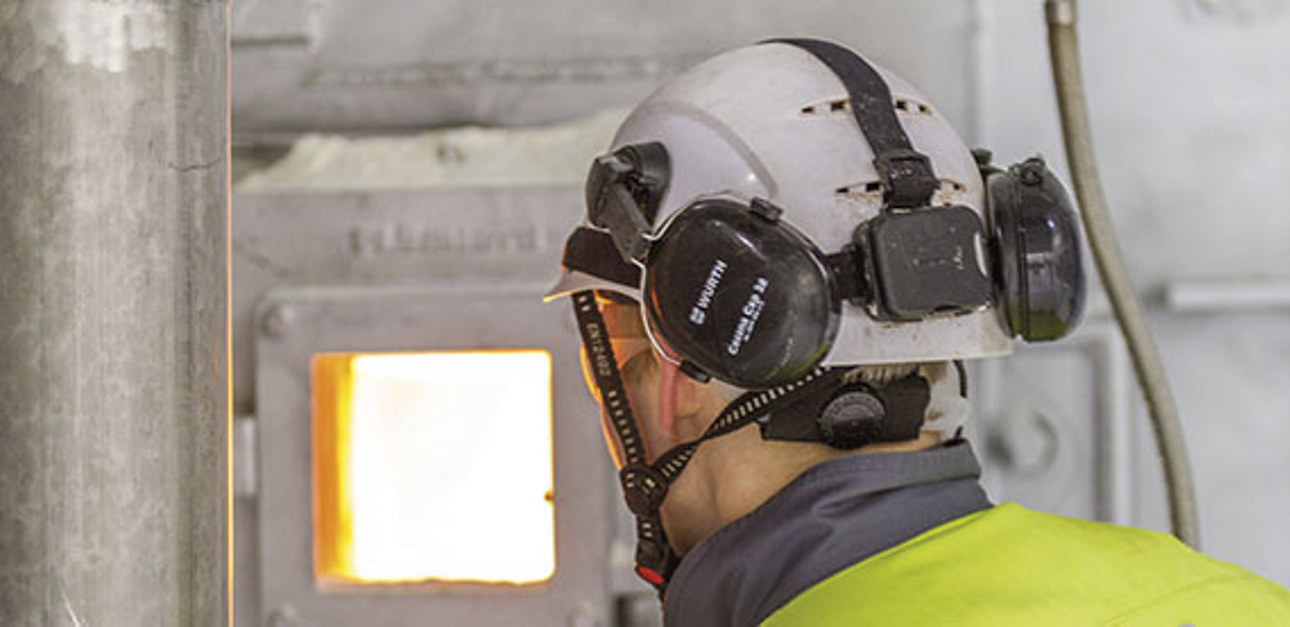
{"left": 260, "top": 304, "right": 294, "bottom": 338}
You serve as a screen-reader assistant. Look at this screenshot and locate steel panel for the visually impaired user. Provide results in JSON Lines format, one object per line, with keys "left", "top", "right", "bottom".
{"left": 970, "top": 321, "right": 1134, "bottom": 524}
{"left": 233, "top": 187, "right": 584, "bottom": 417}
{"left": 254, "top": 286, "right": 614, "bottom": 626}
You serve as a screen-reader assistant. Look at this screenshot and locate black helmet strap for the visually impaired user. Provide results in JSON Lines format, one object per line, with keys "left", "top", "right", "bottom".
{"left": 767, "top": 38, "right": 939, "bottom": 209}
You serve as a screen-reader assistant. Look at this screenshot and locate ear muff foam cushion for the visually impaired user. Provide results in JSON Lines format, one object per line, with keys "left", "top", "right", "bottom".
{"left": 643, "top": 199, "right": 841, "bottom": 388}
{"left": 987, "top": 172, "right": 1027, "bottom": 337}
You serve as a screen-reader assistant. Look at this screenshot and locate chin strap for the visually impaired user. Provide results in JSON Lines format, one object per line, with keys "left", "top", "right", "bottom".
{"left": 571, "top": 291, "right": 680, "bottom": 589}
{"left": 617, "top": 366, "right": 843, "bottom": 592}
{"left": 570, "top": 290, "right": 930, "bottom": 595}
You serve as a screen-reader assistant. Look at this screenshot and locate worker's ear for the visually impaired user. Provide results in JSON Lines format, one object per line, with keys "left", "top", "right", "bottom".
{"left": 664, "top": 360, "right": 726, "bottom": 442}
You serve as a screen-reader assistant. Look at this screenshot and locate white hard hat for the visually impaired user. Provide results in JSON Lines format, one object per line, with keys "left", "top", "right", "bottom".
{"left": 549, "top": 41, "right": 1013, "bottom": 368}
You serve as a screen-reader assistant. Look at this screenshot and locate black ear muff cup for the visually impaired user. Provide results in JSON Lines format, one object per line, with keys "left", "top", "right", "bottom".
{"left": 987, "top": 158, "right": 1087, "bottom": 341}
{"left": 643, "top": 198, "right": 841, "bottom": 388}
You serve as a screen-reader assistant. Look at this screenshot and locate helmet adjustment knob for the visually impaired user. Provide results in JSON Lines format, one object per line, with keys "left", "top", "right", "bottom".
{"left": 817, "top": 388, "right": 886, "bottom": 449}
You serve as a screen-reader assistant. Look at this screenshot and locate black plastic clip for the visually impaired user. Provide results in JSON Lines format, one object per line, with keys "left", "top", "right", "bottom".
{"left": 749, "top": 197, "right": 783, "bottom": 223}
{"left": 873, "top": 149, "right": 938, "bottom": 208}
{"left": 619, "top": 465, "right": 670, "bottom": 517}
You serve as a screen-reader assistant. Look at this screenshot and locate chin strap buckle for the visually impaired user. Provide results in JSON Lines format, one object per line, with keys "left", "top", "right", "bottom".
{"left": 635, "top": 565, "right": 666, "bottom": 587}
{"left": 633, "top": 527, "right": 680, "bottom": 595}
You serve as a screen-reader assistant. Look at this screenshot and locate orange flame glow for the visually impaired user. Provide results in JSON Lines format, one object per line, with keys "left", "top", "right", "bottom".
{"left": 312, "top": 351, "right": 556, "bottom": 585}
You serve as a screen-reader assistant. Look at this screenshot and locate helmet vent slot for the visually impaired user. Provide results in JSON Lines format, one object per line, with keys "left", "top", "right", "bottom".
{"left": 894, "top": 98, "right": 933, "bottom": 115}
{"left": 800, "top": 98, "right": 851, "bottom": 116}
{"left": 801, "top": 98, "right": 931, "bottom": 117}
{"left": 837, "top": 179, "right": 965, "bottom": 199}
{"left": 835, "top": 181, "right": 883, "bottom": 197}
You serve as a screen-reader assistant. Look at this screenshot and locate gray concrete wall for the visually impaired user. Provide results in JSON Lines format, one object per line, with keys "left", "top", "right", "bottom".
{"left": 231, "top": 0, "right": 980, "bottom": 135}
{"left": 0, "top": 1, "right": 230, "bottom": 625}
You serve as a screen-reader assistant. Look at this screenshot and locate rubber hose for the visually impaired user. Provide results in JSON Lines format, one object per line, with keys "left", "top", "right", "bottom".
{"left": 1044, "top": 0, "right": 1200, "bottom": 548}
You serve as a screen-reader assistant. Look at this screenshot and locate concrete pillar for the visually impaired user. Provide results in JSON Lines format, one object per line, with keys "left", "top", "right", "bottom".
{"left": 0, "top": 1, "right": 229, "bottom": 624}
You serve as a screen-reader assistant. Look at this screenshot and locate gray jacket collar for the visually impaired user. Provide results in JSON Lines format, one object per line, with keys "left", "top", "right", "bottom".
{"left": 662, "top": 440, "right": 991, "bottom": 627}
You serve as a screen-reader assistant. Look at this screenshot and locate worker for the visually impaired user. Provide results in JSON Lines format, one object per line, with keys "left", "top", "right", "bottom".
{"left": 546, "top": 39, "right": 1290, "bottom": 625}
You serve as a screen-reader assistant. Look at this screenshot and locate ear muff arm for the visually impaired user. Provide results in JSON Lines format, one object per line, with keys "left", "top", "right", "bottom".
{"left": 594, "top": 180, "right": 654, "bottom": 264}
{"left": 586, "top": 143, "right": 672, "bottom": 265}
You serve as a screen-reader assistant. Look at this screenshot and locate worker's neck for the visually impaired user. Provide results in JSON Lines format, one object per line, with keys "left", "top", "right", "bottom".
{"left": 659, "top": 427, "right": 942, "bottom": 556}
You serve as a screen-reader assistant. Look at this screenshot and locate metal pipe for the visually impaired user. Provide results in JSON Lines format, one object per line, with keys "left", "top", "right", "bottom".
{"left": 0, "top": 1, "right": 230, "bottom": 624}
{"left": 1044, "top": 0, "right": 1200, "bottom": 548}
{"left": 1166, "top": 281, "right": 1290, "bottom": 314}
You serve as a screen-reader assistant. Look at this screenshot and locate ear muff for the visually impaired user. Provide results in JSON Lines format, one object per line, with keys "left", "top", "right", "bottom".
{"left": 643, "top": 198, "right": 841, "bottom": 388}
{"left": 984, "top": 156, "right": 1087, "bottom": 341}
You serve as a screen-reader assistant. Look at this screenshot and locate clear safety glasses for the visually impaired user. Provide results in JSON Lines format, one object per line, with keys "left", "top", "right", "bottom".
{"left": 576, "top": 293, "right": 660, "bottom": 468}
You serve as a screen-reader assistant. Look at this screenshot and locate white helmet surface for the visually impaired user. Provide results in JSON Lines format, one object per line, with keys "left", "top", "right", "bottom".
{"left": 549, "top": 41, "right": 1013, "bottom": 369}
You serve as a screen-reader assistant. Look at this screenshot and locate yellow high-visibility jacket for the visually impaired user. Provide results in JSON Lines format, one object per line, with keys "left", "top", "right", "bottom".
{"left": 764, "top": 502, "right": 1290, "bottom": 625}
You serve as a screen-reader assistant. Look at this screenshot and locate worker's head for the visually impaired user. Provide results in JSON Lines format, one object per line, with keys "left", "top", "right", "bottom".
{"left": 579, "top": 291, "right": 972, "bottom": 552}
{"left": 579, "top": 293, "right": 969, "bottom": 468}
{"left": 548, "top": 39, "right": 1086, "bottom": 589}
